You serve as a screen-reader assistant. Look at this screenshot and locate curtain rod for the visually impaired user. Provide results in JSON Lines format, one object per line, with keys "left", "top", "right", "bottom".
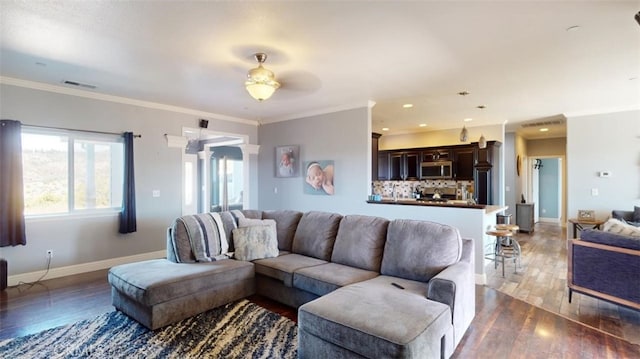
{"left": 23, "top": 124, "right": 141, "bottom": 138}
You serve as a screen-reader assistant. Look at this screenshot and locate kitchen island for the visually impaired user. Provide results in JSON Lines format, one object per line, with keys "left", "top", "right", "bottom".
{"left": 364, "top": 198, "right": 507, "bottom": 285}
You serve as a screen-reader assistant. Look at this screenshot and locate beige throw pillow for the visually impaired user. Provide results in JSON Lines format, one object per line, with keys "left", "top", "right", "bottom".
{"left": 602, "top": 218, "right": 640, "bottom": 237}
{"left": 232, "top": 218, "right": 279, "bottom": 261}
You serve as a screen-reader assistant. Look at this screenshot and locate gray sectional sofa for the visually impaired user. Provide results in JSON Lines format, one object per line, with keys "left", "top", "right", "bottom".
{"left": 108, "top": 210, "right": 475, "bottom": 358}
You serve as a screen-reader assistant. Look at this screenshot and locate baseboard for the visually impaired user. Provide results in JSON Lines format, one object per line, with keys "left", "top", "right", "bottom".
{"left": 539, "top": 217, "right": 561, "bottom": 223}
{"left": 7, "top": 250, "right": 166, "bottom": 287}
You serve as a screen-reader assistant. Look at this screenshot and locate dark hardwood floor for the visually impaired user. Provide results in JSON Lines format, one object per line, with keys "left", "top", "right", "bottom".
{"left": 1, "top": 270, "right": 639, "bottom": 357}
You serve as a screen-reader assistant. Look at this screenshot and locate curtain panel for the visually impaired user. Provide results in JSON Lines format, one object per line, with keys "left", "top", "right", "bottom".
{"left": 119, "top": 132, "right": 137, "bottom": 234}
{"left": 0, "top": 120, "right": 27, "bottom": 247}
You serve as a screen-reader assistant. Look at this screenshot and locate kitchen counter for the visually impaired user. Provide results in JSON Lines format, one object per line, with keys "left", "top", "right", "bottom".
{"left": 366, "top": 198, "right": 505, "bottom": 214}
{"left": 365, "top": 198, "right": 508, "bottom": 285}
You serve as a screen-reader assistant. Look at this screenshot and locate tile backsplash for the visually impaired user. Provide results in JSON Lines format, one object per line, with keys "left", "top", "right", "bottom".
{"left": 372, "top": 180, "right": 474, "bottom": 199}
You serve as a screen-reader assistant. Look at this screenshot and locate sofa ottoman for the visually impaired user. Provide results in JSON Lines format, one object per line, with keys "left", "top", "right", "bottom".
{"left": 108, "top": 258, "right": 255, "bottom": 330}
{"left": 298, "top": 276, "right": 453, "bottom": 359}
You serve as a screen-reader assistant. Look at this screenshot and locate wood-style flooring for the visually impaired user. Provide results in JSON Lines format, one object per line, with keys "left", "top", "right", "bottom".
{"left": 1, "top": 232, "right": 639, "bottom": 357}
{"left": 484, "top": 222, "right": 640, "bottom": 346}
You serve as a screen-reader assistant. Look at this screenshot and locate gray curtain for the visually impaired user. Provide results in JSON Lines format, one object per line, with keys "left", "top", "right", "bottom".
{"left": 0, "top": 120, "right": 26, "bottom": 247}
{"left": 118, "top": 132, "right": 137, "bottom": 234}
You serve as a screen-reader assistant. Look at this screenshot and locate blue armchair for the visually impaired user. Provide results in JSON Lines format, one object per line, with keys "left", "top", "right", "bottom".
{"left": 567, "top": 210, "right": 640, "bottom": 310}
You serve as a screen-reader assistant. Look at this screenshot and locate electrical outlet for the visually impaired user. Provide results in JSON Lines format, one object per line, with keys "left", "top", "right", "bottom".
{"left": 46, "top": 249, "right": 53, "bottom": 258}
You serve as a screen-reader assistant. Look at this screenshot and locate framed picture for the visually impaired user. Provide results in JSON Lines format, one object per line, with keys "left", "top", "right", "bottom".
{"left": 304, "top": 160, "right": 335, "bottom": 195}
{"left": 577, "top": 210, "right": 596, "bottom": 222}
{"left": 275, "top": 145, "right": 299, "bottom": 177}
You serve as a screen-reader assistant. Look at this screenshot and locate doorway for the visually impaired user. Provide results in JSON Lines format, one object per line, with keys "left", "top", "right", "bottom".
{"left": 529, "top": 156, "right": 564, "bottom": 224}
{"left": 181, "top": 127, "right": 249, "bottom": 215}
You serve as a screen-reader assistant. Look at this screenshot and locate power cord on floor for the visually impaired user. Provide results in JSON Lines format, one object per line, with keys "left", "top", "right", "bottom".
{"left": 16, "top": 253, "right": 52, "bottom": 291}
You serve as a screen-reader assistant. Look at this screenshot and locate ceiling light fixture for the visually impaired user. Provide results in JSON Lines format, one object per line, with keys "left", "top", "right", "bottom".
{"left": 245, "top": 53, "right": 280, "bottom": 101}
{"left": 459, "top": 125, "right": 468, "bottom": 142}
{"left": 403, "top": 104, "right": 413, "bottom": 108}
{"left": 419, "top": 123, "right": 427, "bottom": 127}
{"left": 464, "top": 118, "right": 473, "bottom": 122}
{"left": 458, "top": 91, "right": 471, "bottom": 142}
{"left": 382, "top": 127, "right": 389, "bottom": 131}
{"left": 478, "top": 105, "right": 487, "bottom": 149}
{"left": 539, "top": 128, "right": 549, "bottom": 132}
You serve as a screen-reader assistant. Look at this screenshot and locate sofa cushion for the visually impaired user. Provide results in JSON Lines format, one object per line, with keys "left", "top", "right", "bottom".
{"left": 240, "top": 209, "right": 263, "bottom": 219}
{"left": 232, "top": 223, "right": 279, "bottom": 262}
{"left": 381, "top": 219, "right": 462, "bottom": 283}
{"left": 253, "top": 253, "right": 327, "bottom": 287}
{"left": 262, "top": 210, "right": 304, "bottom": 251}
{"left": 108, "top": 259, "right": 254, "bottom": 306}
{"left": 170, "top": 212, "right": 231, "bottom": 262}
{"left": 298, "top": 276, "right": 452, "bottom": 358}
{"left": 292, "top": 211, "right": 342, "bottom": 260}
{"left": 580, "top": 229, "right": 640, "bottom": 250}
{"left": 293, "top": 262, "right": 379, "bottom": 297}
{"left": 331, "top": 215, "right": 389, "bottom": 272}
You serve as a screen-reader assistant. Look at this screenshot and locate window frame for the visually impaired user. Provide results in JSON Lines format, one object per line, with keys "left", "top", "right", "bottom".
{"left": 21, "top": 127, "right": 125, "bottom": 218}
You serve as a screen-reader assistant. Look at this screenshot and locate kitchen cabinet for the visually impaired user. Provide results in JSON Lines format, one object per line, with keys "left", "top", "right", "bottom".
{"left": 473, "top": 141, "right": 501, "bottom": 205}
{"left": 372, "top": 133, "right": 382, "bottom": 180}
{"left": 377, "top": 150, "right": 390, "bottom": 180}
{"left": 422, "top": 149, "right": 450, "bottom": 162}
{"left": 453, "top": 147, "right": 475, "bottom": 180}
{"left": 389, "top": 150, "right": 420, "bottom": 180}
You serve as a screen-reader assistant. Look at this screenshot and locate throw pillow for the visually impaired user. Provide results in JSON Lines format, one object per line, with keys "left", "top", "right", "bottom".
{"left": 238, "top": 217, "right": 276, "bottom": 229}
{"left": 602, "top": 218, "right": 640, "bottom": 237}
{"left": 634, "top": 206, "right": 640, "bottom": 223}
{"left": 232, "top": 225, "right": 279, "bottom": 261}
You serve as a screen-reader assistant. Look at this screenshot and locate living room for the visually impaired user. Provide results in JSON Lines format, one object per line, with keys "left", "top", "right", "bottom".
{"left": 1, "top": 1, "right": 639, "bottom": 358}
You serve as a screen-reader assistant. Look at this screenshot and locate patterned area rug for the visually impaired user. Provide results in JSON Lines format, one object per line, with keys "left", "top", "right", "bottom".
{"left": 0, "top": 300, "right": 298, "bottom": 358}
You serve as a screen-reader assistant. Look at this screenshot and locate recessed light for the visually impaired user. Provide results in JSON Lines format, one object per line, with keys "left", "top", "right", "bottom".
{"left": 464, "top": 118, "right": 473, "bottom": 122}
{"left": 539, "top": 128, "right": 549, "bottom": 132}
{"left": 403, "top": 104, "right": 413, "bottom": 108}
{"left": 382, "top": 127, "right": 389, "bottom": 131}
{"left": 566, "top": 25, "right": 581, "bottom": 32}
{"left": 419, "top": 124, "right": 427, "bottom": 127}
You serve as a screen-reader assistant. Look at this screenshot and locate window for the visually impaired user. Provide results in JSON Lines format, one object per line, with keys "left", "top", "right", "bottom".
{"left": 22, "top": 128, "right": 124, "bottom": 216}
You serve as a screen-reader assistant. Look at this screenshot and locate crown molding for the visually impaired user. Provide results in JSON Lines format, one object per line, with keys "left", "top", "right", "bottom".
{"left": 0, "top": 76, "right": 259, "bottom": 127}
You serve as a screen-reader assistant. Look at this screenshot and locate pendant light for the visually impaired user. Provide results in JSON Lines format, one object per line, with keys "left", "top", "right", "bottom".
{"left": 245, "top": 53, "right": 280, "bottom": 101}
{"left": 477, "top": 105, "right": 486, "bottom": 148}
{"left": 458, "top": 91, "right": 470, "bottom": 143}
{"left": 459, "top": 126, "right": 468, "bottom": 142}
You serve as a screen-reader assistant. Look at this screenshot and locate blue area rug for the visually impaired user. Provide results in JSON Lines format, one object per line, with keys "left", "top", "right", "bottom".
{"left": 0, "top": 299, "right": 297, "bottom": 358}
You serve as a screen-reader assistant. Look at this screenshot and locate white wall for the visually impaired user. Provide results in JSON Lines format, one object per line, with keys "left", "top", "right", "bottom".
{"left": 0, "top": 83, "right": 258, "bottom": 277}
{"left": 567, "top": 110, "right": 640, "bottom": 236}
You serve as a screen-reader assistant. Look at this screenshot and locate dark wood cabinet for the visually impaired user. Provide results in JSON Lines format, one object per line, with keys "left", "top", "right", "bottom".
{"left": 377, "top": 150, "right": 390, "bottom": 180}
{"left": 453, "top": 147, "right": 475, "bottom": 180}
{"left": 389, "top": 150, "right": 420, "bottom": 180}
{"left": 473, "top": 141, "right": 501, "bottom": 205}
{"left": 372, "top": 133, "right": 382, "bottom": 180}
{"left": 422, "top": 149, "right": 450, "bottom": 162}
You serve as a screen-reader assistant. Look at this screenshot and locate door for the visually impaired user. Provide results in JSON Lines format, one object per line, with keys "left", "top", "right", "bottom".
{"left": 210, "top": 146, "right": 243, "bottom": 212}
{"left": 182, "top": 153, "right": 198, "bottom": 215}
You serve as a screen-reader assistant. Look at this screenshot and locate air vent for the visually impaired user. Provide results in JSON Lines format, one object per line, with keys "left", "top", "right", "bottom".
{"left": 521, "top": 119, "right": 565, "bottom": 128}
{"left": 62, "top": 80, "right": 97, "bottom": 89}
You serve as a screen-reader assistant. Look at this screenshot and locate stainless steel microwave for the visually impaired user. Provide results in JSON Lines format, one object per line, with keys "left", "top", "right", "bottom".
{"left": 420, "top": 161, "right": 453, "bottom": 179}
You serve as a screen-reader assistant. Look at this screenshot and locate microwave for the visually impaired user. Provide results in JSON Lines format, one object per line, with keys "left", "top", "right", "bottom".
{"left": 421, "top": 161, "right": 453, "bottom": 179}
